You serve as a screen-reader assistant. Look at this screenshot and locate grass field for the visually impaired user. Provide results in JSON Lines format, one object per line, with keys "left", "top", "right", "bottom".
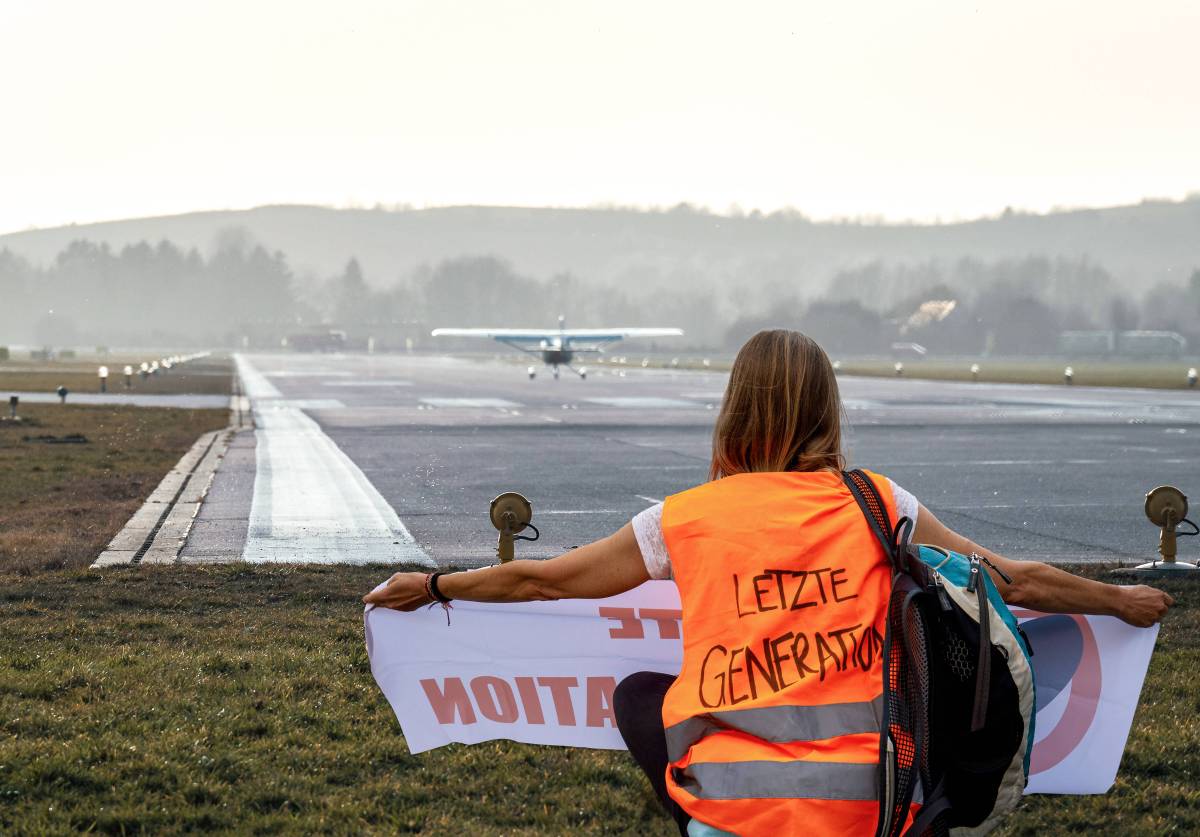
{"left": 0, "top": 562, "right": 1195, "bottom": 836}
{"left": 0, "top": 564, "right": 674, "bottom": 835}
{"left": 0, "top": 403, "right": 229, "bottom": 573}
{"left": 0, "top": 355, "right": 233, "bottom": 397}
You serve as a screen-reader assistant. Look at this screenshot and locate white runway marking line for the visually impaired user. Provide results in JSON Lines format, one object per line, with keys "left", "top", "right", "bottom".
{"left": 585, "top": 396, "right": 701, "bottom": 408}
{"left": 420, "top": 397, "right": 523, "bottom": 408}
{"left": 323, "top": 380, "right": 413, "bottom": 387}
{"left": 636, "top": 495, "right": 663, "bottom": 505}
{"left": 235, "top": 355, "right": 433, "bottom": 567}
{"left": 627, "top": 464, "right": 699, "bottom": 471}
{"left": 277, "top": 399, "right": 346, "bottom": 410}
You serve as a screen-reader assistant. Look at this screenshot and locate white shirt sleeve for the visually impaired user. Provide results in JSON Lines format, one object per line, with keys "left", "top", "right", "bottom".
{"left": 632, "top": 502, "right": 672, "bottom": 580}
{"left": 889, "top": 479, "right": 919, "bottom": 526}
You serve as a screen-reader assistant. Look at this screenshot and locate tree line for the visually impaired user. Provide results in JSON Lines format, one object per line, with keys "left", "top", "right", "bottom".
{"left": 730, "top": 258, "right": 1200, "bottom": 356}
{"left": 0, "top": 233, "right": 298, "bottom": 348}
{"left": 2, "top": 229, "right": 1197, "bottom": 354}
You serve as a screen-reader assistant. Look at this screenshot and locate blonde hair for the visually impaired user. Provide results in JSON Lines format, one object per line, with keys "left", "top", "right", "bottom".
{"left": 709, "top": 329, "right": 844, "bottom": 479}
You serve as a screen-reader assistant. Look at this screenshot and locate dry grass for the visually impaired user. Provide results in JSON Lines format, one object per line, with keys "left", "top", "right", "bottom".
{"left": 0, "top": 356, "right": 233, "bottom": 397}
{"left": 0, "top": 403, "right": 229, "bottom": 573}
{"left": 0, "top": 564, "right": 673, "bottom": 836}
{"left": 0, "top": 563, "right": 1195, "bottom": 835}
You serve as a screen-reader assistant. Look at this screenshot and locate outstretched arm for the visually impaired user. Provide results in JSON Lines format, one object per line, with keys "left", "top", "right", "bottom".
{"left": 363, "top": 523, "right": 651, "bottom": 611}
{"left": 912, "top": 503, "right": 1173, "bottom": 627}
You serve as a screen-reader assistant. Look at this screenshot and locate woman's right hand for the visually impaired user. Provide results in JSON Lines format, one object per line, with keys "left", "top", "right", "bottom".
{"left": 363, "top": 572, "right": 434, "bottom": 611}
{"left": 1116, "top": 585, "right": 1175, "bottom": 627}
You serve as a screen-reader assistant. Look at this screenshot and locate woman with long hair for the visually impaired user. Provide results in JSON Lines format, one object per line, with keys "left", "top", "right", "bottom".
{"left": 364, "top": 330, "right": 1172, "bottom": 836}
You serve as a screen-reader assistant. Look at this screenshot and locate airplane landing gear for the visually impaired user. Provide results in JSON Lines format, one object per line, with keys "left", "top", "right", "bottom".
{"left": 530, "top": 362, "right": 587, "bottom": 380}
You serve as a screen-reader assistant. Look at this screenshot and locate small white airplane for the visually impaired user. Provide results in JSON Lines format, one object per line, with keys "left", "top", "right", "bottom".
{"left": 431, "top": 317, "right": 684, "bottom": 379}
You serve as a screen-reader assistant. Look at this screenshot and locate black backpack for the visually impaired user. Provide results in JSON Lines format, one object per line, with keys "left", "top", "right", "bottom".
{"left": 843, "top": 470, "right": 1036, "bottom": 837}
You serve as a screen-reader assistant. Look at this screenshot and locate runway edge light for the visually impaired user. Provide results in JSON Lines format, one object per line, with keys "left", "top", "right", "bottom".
{"left": 490, "top": 492, "right": 537, "bottom": 563}
{"left": 1113, "top": 485, "right": 1200, "bottom": 579}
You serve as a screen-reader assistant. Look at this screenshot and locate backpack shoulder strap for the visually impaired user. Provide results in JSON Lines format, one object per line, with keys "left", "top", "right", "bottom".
{"left": 843, "top": 469, "right": 917, "bottom": 574}
{"left": 842, "top": 469, "right": 896, "bottom": 560}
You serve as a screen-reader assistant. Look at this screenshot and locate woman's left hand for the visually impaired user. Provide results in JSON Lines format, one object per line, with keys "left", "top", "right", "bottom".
{"left": 362, "top": 572, "right": 433, "bottom": 611}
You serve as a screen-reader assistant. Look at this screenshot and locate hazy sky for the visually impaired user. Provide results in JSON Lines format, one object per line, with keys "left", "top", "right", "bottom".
{"left": 2, "top": 0, "right": 1198, "bottom": 234}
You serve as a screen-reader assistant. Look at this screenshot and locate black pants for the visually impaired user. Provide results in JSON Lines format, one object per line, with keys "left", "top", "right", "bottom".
{"left": 613, "top": 671, "right": 691, "bottom": 836}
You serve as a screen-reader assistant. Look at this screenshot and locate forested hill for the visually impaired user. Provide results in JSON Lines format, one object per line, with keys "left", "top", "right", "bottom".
{"left": 3, "top": 199, "right": 1199, "bottom": 293}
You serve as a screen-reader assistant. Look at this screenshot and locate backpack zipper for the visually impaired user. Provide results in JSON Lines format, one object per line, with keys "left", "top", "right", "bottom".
{"left": 969, "top": 555, "right": 994, "bottom": 731}
{"left": 978, "top": 553, "right": 1013, "bottom": 584}
{"left": 931, "top": 569, "right": 953, "bottom": 612}
{"left": 966, "top": 554, "right": 982, "bottom": 593}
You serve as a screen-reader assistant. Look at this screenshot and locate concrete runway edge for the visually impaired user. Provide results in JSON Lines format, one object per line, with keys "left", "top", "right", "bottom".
{"left": 91, "top": 393, "right": 252, "bottom": 568}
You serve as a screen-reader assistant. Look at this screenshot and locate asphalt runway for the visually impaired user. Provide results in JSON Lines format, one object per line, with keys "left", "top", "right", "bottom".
{"left": 182, "top": 353, "right": 1200, "bottom": 567}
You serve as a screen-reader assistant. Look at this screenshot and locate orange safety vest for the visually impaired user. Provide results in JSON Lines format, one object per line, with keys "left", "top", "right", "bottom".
{"left": 661, "top": 469, "right": 908, "bottom": 836}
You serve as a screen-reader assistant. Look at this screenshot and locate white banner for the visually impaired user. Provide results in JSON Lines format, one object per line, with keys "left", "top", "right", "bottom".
{"left": 1015, "top": 609, "right": 1159, "bottom": 794}
{"left": 365, "top": 581, "right": 1158, "bottom": 794}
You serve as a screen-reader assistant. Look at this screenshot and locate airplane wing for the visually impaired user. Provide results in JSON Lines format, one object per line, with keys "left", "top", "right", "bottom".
{"left": 430, "top": 328, "right": 552, "bottom": 343}
{"left": 431, "top": 327, "right": 684, "bottom": 347}
{"left": 560, "top": 328, "right": 684, "bottom": 340}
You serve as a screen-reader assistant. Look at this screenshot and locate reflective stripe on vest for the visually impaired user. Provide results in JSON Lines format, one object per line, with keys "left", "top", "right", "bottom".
{"left": 659, "top": 469, "right": 900, "bottom": 836}
{"left": 674, "top": 759, "right": 880, "bottom": 802}
{"left": 665, "top": 695, "right": 884, "bottom": 762}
